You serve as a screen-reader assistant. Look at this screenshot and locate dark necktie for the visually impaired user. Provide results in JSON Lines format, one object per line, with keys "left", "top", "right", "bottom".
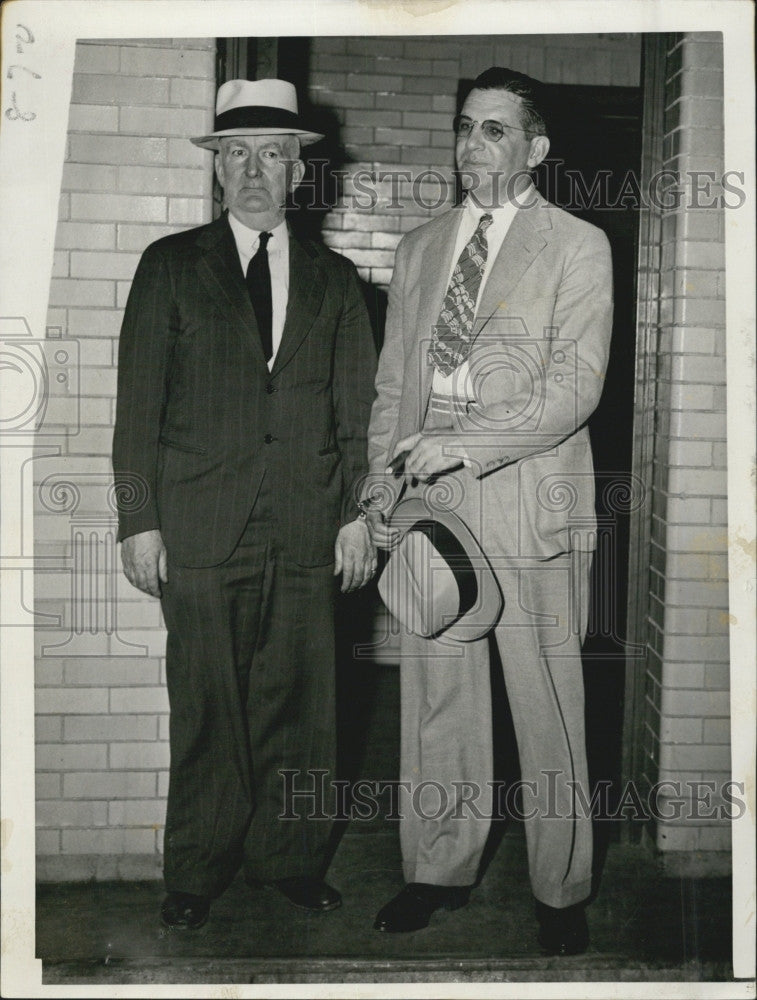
{"left": 428, "top": 213, "right": 493, "bottom": 377}
{"left": 245, "top": 231, "right": 273, "bottom": 361}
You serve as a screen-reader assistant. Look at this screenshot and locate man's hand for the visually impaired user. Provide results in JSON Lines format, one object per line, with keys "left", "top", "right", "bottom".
{"left": 334, "top": 519, "right": 376, "bottom": 592}
{"left": 364, "top": 509, "right": 399, "bottom": 552}
{"left": 388, "top": 432, "right": 466, "bottom": 484}
{"left": 121, "top": 529, "right": 167, "bottom": 598}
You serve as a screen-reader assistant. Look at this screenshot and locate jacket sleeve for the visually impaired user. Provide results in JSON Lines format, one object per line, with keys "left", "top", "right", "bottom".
{"left": 367, "top": 236, "right": 407, "bottom": 474}
{"left": 111, "top": 242, "right": 178, "bottom": 541}
{"left": 454, "top": 226, "right": 613, "bottom": 477}
{"left": 332, "top": 257, "right": 378, "bottom": 525}
{"left": 358, "top": 234, "right": 411, "bottom": 516}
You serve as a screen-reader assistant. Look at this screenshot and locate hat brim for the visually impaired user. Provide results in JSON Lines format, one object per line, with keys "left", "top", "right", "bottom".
{"left": 191, "top": 127, "right": 325, "bottom": 150}
{"left": 383, "top": 497, "right": 504, "bottom": 642}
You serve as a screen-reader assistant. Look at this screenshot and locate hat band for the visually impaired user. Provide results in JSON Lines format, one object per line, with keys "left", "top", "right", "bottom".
{"left": 214, "top": 105, "right": 302, "bottom": 133}
{"left": 412, "top": 519, "right": 478, "bottom": 622}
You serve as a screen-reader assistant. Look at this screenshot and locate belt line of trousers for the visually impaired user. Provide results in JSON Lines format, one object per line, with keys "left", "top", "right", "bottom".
{"left": 159, "top": 481, "right": 336, "bottom": 898}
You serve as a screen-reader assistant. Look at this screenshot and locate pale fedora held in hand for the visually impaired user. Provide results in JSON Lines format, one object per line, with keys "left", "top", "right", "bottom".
{"left": 191, "top": 78, "right": 324, "bottom": 150}
{"left": 378, "top": 497, "right": 503, "bottom": 643}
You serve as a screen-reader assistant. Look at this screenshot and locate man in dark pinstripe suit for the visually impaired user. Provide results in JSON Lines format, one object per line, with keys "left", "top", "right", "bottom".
{"left": 112, "top": 79, "right": 377, "bottom": 929}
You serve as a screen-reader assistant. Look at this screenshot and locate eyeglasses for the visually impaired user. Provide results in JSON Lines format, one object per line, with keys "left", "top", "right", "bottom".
{"left": 452, "top": 115, "right": 531, "bottom": 143}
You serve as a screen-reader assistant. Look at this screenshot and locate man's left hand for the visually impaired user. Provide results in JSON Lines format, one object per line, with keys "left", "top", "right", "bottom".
{"left": 334, "top": 518, "right": 377, "bottom": 593}
{"left": 389, "top": 432, "right": 466, "bottom": 484}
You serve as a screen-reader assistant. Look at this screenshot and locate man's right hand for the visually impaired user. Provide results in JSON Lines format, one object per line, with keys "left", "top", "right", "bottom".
{"left": 365, "top": 509, "right": 399, "bottom": 552}
{"left": 120, "top": 529, "right": 168, "bottom": 597}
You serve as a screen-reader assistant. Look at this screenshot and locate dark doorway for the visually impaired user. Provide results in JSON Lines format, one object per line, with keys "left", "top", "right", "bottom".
{"left": 535, "top": 84, "right": 643, "bottom": 838}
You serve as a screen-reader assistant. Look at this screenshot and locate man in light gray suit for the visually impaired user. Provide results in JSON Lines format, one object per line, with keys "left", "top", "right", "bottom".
{"left": 362, "top": 68, "right": 613, "bottom": 953}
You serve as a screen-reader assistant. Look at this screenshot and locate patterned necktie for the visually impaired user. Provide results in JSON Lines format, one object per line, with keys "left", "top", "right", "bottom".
{"left": 428, "top": 213, "right": 493, "bottom": 377}
{"left": 245, "top": 231, "right": 273, "bottom": 361}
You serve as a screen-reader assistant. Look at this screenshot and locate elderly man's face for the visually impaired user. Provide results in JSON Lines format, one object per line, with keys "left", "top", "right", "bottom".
{"left": 456, "top": 87, "right": 549, "bottom": 207}
{"left": 215, "top": 134, "right": 304, "bottom": 230}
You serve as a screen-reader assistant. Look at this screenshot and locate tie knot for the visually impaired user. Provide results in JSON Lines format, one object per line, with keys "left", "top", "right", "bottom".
{"left": 478, "top": 213, "right": 493, "bottom": 234}
{"left": 256, "top": 231, "right": 272, "bottom": 252}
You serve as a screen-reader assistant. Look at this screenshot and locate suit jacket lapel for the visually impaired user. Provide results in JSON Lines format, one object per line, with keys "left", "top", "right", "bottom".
{"left": 271, "top": 228, "right": 326, "bottom": 376}
{"left": 416, "top": 207, "right": 464, "bottom": 409}
{"left": 475, "top": 193, "right": 551, "bottom": 332}
{"left": 196, "top": 214, "right": 269, "bottom": 371}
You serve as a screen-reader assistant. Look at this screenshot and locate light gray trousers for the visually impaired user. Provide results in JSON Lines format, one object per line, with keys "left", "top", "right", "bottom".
{"left": 397, "top": 538, "right": 593, "bottom": 909}
{"left": 392, "top": 388, "right": 595, "bottom": 908}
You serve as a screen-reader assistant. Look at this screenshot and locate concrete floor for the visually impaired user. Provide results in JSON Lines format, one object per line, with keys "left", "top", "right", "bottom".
{"left": 37, "top": 837, "right": 733, "bottom": 985}
{"left": 37, "top": 654, "right": 734, "bottom": 986}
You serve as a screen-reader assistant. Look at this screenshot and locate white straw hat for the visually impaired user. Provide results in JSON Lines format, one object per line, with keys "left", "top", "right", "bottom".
{"left": 191, "top": 78, "right": 324, "bottom": 150}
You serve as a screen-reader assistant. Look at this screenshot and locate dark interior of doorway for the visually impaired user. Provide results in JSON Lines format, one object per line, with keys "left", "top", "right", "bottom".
{"left": 539, "top": 83, "right": 643, "bottom": 842}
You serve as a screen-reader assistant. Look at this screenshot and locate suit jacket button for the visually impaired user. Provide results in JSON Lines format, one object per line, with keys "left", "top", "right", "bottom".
{"left": 266, "top": 383, "right": 276, "bottom": 394}
{"left": 264, "top": 433, "right": 274, "bottom": 444}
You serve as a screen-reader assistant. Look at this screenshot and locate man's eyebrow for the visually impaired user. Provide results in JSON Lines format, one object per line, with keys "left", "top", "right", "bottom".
{"left": 225, "top": 139, "right": 286, "bottom": 151}
{"left": 459, "top": 114, "right": 506, "bottom": 124}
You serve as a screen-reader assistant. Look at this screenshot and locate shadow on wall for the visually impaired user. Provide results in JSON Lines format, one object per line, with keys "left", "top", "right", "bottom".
{"left": 280, "top": 37, "right": 389, "bottom": 351}
{"left": 289, "top": 105, "right": 389, "bottom": 354}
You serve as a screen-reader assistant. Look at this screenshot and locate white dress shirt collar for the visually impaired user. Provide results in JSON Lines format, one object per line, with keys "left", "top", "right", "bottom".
{"left": 226, "top": 211, "right": 288, "bottom": 270}
{"left": 462, "top": 181, "right": 533, "bottom": 232}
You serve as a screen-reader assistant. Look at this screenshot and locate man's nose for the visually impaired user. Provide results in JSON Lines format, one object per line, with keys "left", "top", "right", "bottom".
{"left": 244, "top": 157, "right": 261, "bottom": 177}
{"left": 463, "top": 123, "right": 486, "bottom": 152}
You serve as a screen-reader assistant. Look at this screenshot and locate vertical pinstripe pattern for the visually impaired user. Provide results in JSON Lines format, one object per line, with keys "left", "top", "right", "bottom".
{"left": 160, "top": 487, "right": 337, "bottom": 897}
{"left": 113, "top": 211, "right": 376, "bottom": 897}
{"left": 113, "top": 212, "right": 376, "bottom": 568}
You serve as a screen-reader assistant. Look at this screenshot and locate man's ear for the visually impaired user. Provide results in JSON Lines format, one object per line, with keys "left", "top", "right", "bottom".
{"left": 527, "top": 135, "right": 550, "bottom": 169}
{"left": 214, "top": 153, "right": 225, "bottom": 189}
{"left": 289, "top": 158, "right": 305, "bottom": 192}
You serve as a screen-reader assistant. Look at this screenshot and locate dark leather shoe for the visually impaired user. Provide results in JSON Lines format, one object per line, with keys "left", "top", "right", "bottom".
{"left": 270, "top": 877, "right": 342, "bottom": 912}
{"left": 535, "top": 900, "right": 589, "bottom": 955}
{"left": 160, "top": 891, "right": 210, "bottom": 930}
{"left": 374, "top": 883, "right": 470, "bottom": 933}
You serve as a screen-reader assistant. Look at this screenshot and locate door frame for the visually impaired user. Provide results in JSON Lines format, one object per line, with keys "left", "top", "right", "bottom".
{"left": 621, "top": 34, "right": 671, "bottom": 812}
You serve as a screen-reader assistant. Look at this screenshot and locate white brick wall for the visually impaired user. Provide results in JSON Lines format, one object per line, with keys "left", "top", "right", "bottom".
{"left": 35, "top": 38, "right": 214, "bottom": 880}
{"left": 641, "top": 34, "right": 731, "bottom": 871}
{"left": 308, "top": 34, "right": 642, "bottom": 288}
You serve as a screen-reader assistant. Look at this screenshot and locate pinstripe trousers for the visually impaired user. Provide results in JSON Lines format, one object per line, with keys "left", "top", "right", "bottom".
{"left": 160, "top": 476, "right": 336, "bottom": 898}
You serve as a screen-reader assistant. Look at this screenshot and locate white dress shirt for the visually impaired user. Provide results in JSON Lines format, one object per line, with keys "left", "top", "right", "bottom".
{"left": 227, "top": 212, "right": 289, "bottom": 370}
{"left": 431, "top": 190, "right": 526, "bottom": 398}
{"left": 428, "top": 186, "right": 531, "bottom": 469}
